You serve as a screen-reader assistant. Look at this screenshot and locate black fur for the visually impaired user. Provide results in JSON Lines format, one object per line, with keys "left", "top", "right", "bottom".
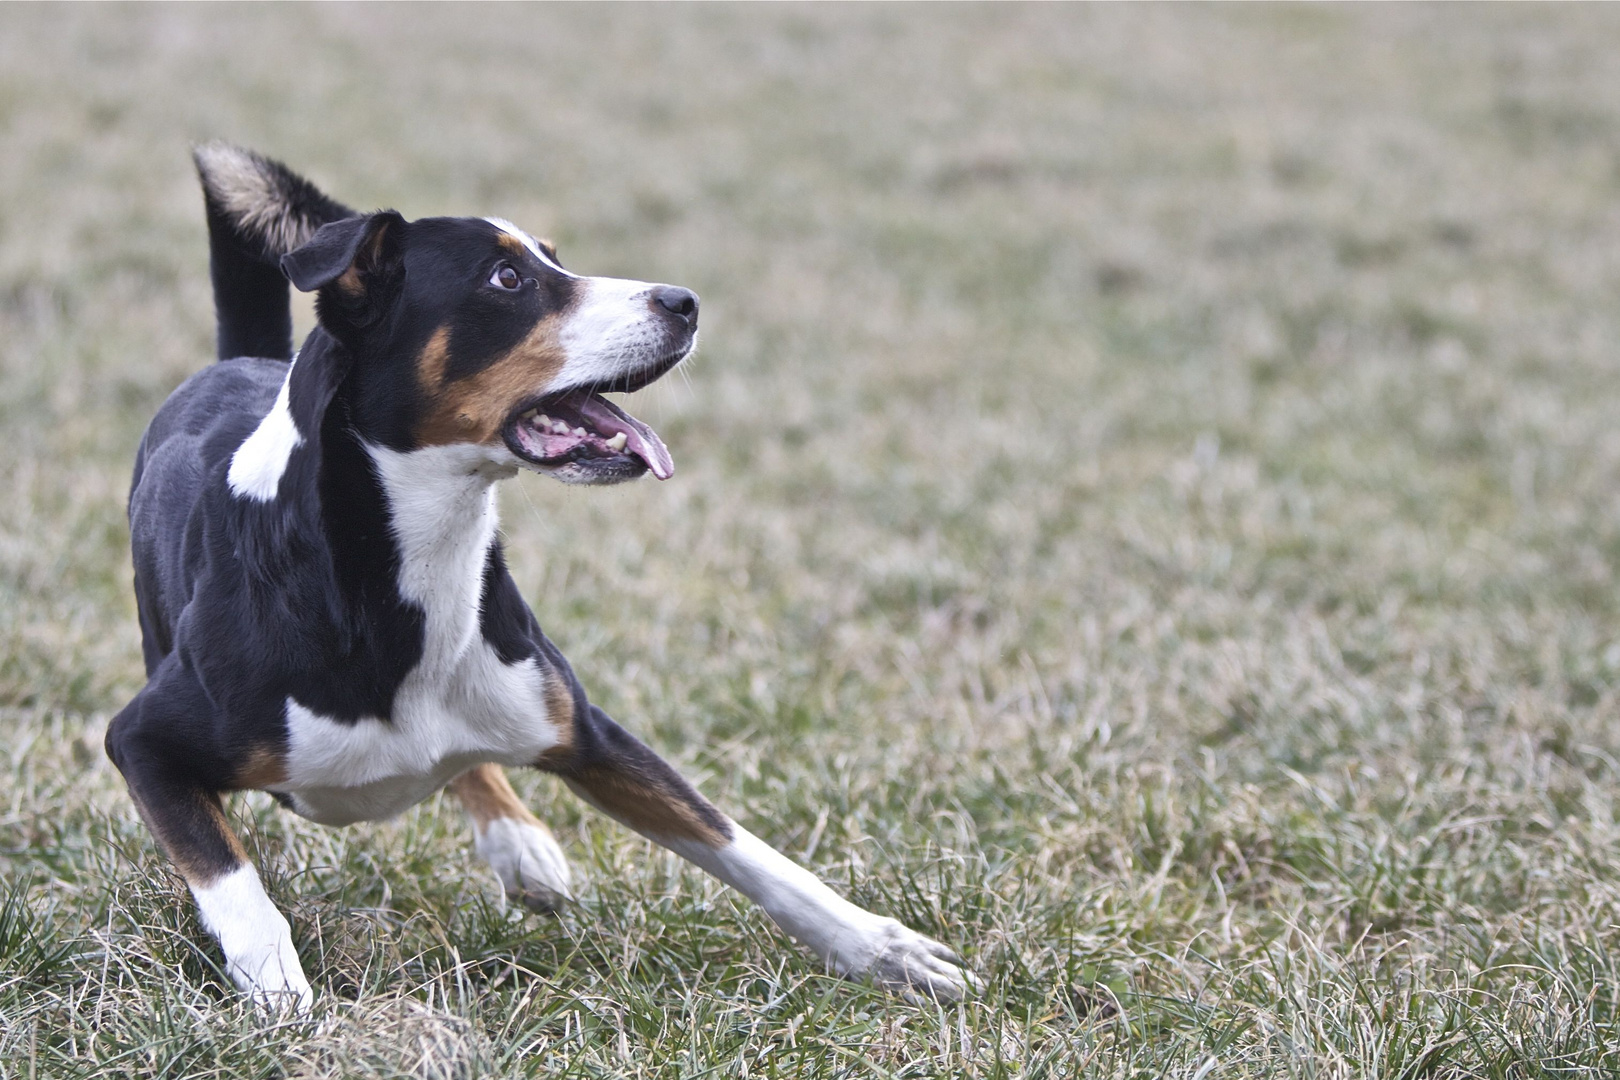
{"left": 97, "top": 148, "right": 976, "bottom": 1009}
{"left": 107, "top": 149, "right": 717, "bottom": 901}
{"left": 195, "top": 144, "right": 354, "bottom": 361}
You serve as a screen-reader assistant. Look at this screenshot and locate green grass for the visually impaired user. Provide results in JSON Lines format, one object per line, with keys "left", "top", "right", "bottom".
{"left": 5, "top": 3, "right": 1620, "bottom": 1076}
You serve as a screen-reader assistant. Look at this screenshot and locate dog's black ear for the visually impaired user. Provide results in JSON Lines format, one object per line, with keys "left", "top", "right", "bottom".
{"left": 281, "top": 212, "right": 405, "bottom": 337}
{"left": 281, "top": 211, "right": 403, "bottom": 292}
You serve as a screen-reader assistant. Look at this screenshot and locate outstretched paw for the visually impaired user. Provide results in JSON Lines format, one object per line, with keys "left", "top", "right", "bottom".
{"left": 475, "top": 817, "right": 573, "bottom": 913}
{"left": 857, "top": 920, "right": 979, "bottom": 1003}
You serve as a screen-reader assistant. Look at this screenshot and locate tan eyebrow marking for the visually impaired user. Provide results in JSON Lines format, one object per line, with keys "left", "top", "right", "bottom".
{"left": 485, "top": 217, "right": 573, "bottom": 277}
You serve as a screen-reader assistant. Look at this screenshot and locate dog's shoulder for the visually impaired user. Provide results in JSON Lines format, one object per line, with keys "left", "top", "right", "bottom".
{"left": 135, "top": 356, "right": 290, "bottom": 485}
{"left": 131, "top": 357, "right": 288, "bottom": 562}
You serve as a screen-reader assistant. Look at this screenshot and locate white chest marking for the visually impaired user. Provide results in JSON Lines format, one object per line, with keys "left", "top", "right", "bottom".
{"left": 228, "top": 358, "right": 302, "bottom": 501}
{"left": 276, "top": 443, "right": 556, "bottom": 825}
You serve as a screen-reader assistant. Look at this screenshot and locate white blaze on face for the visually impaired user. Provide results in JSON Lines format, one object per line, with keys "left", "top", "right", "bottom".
{"left": 483, "top": 217, "right": 670, "bottom": 393}
{"left": 484, "top": 217, "right": 571, "bottom": 277}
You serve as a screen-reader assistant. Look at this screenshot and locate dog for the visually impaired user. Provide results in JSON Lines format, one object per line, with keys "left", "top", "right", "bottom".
{"left": 103, "top": 145, "right": 973, "bottom": 1010}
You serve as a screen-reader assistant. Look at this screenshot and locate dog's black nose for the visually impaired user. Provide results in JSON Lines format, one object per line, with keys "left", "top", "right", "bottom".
{"left": 652, "top": 285, "right": 699, "bottom": 326}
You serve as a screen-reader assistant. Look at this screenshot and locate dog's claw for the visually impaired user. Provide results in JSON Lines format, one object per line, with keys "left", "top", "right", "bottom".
{"left": 854, "top": 920, "right": 978, "bottom": 1003}
{"left": 515, "top": 885, "right": 568, "bottom": 915}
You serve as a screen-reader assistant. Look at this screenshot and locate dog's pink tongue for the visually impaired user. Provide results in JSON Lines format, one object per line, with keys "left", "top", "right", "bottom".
{"left": 577, "top": 394, "right": 674, "bottom": 480}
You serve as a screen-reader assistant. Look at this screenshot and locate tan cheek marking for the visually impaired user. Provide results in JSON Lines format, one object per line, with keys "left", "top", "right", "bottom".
{"left": 231, "top": 748, "right": 289, "bottom": 791}
{"left": 416, "top": 324, "right": 452, "bottom": 398}
{"left": 416, "top": 319, "right": 569, "bottom": 447}
{"left": 449, "top": 763, "right": 543, "bottom": 830}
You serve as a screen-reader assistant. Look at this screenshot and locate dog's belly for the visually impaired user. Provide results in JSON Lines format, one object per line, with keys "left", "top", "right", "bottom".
{"left": 283, "top": 762, "right": 484, "bottom": 826}
{"left": 270, "top": 647, "right": 562, "bottom": 826}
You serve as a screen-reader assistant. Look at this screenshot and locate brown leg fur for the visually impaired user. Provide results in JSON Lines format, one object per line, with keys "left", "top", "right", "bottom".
{"left": 539, "top": 703, "right": 733, "bottom": 849}
{"left": 450, "top": 764, "right": 570, "bottom": 912}
{"left": 450, "top": 763, "right": 543, "bottom": 830}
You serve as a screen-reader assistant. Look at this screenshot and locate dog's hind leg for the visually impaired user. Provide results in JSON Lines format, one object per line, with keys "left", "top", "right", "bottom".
{"left": 449, "top": 764, "right": 572, "bottom": 912}
{"left": 542, "top": 705, "right": 977, "bottom": 1002}
{"left": 105, "top": 678, "right": 311, "bottom": 1013}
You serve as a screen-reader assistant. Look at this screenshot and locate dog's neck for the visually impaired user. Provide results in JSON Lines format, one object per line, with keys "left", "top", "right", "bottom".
{"left": 231, "top": 329, "right": 516, "bottom": 650}
{"left": 357, "top": 438, "right": 507, "bottom": 675}
{"left": 314, "top": 356, "right": 514, "bottom": 645}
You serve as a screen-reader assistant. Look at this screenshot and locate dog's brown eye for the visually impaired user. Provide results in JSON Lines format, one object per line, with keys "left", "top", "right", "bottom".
{"left": 490, "top": 264, "right": 522, "bottom": 290}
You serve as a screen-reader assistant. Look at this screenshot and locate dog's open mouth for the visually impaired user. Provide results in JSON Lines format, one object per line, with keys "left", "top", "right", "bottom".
{"left": 505, "top": 389, "right": 674, "bottom": 480}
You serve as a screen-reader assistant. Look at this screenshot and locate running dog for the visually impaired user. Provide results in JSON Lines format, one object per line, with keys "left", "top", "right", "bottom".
{"left": 104, "top": 145, "right": 973, "bottom": 1010}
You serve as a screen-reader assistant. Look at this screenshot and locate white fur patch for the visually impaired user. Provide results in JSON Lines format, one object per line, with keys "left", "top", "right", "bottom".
{"left": 272, "top": 443, "right": 560, "bottom": 825}
{"left": 475, "top": 816, "right": 572, "bottom": 902}
{"left": 484, "top": 217, "right": 572, "bottom": 277}
{"left": 191, "top": 864, "right": 312, "bottom": 1012}
{"left": 228, "top": 360, "right": 302, "bottom": 501}
{"left": 556, "top": 275, "right": 668, "bottom": 386}
{"left": 667, "top": 824, "right": 975, "bottom": 1000}
{"left": 367, "top": 442, "right": 504, "bottom": 675}
{"left": 195, "top": 142, "right": 325, "bottom": 256}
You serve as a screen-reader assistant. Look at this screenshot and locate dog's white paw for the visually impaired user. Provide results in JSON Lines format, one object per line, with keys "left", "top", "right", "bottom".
{"left": 672, "top": 826, "right": 975, "bottom": 1004}
{"left": 846, "top": 919, "right": 979, "bottom": 1003}
{"left": 230, "top": 936, "right": 315, "bottom": 1016}
{"left": 191, "top": 864, "right": 314, "bottom": 1015}
{"left": 475, "top": 817, "right": 573, "bottom": 913}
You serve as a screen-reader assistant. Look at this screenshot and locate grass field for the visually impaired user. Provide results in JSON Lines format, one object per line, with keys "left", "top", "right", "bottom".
{"left": 4, "top": 4, "right": 1620, "bottom": 1076}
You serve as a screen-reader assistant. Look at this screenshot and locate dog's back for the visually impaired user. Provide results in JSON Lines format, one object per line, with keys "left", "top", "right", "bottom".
{"left": 129, "top": 358, "right": 282, "bottom": 671}
{"left": 128, "top": 146, "right": 354, "bottom": 672}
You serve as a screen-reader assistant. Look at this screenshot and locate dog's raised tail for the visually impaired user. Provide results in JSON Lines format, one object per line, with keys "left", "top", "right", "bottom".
{"left": 192, "top": 143, "right": 355, "bottom": 362}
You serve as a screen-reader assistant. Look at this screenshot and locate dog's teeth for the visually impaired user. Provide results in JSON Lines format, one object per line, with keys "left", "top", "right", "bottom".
{"left": 551, "top": 419, "right": 571, "bottom": 435}
{"left": 573, "top": 427, "right": 587, "bottom": 437}
{"left": 605, "top": 432, "right": 628, "bottom": 451}
{"left": 536, "top": 414, "right": 551, "bottom": 427}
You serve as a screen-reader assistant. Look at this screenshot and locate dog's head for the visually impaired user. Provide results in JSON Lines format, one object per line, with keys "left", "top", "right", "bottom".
{"left": 282, "top": 211, "right": 695, "bottom": 484}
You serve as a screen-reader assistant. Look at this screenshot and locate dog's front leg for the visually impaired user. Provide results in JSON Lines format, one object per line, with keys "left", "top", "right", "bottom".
{"left": 450, "top": 763, "right": 571, "bottom": 912}
{"left": 542, "top": 705, "right": 976, "bottom": 1001}
{"left": 106, "top": 684, "right": 312, "bottom": 1013}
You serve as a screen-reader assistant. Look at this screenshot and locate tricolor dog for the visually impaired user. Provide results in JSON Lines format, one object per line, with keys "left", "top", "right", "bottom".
{"left": 105, "top": 146, "right": 973, "bottom": 1010}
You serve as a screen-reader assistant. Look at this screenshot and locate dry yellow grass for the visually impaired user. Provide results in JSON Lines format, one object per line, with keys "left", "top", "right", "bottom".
{"left": 4, "top": 4, "right": 1620, "bottom": 1076}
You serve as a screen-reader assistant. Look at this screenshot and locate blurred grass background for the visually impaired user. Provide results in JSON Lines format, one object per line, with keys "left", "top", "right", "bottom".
{"left": 5, "top": 4, "right": 1620, "bottom": 1076}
